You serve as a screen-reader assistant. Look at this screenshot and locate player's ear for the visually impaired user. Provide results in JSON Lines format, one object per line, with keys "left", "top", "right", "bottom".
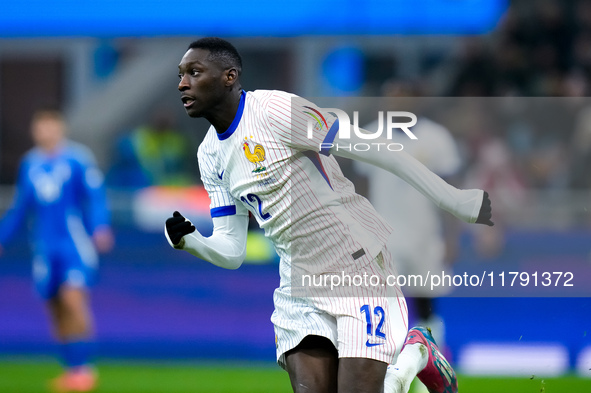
{"left": 225, "top": 67, "right": 239, "bottom": 87}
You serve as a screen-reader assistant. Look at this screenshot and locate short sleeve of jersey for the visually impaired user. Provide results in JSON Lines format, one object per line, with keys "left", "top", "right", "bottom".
{"left": 266, "top": 91, "right": 339, "bottom": 154}
{"left": 197, "top": 142, "right": 248, "bottom": 218}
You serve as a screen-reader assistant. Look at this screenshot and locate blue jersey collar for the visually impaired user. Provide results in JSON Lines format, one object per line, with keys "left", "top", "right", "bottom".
{"left": 217, "top": 90, "right": 246, "bottom": 141}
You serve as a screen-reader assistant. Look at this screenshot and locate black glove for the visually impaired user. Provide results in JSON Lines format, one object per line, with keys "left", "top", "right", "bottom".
{"left": 475, "top": 191, "right": 494, "bottom": 226}
{"left": 165, "top": 211, "right": 196, "bottom": 246}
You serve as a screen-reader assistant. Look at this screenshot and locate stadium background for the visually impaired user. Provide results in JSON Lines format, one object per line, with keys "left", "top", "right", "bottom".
{"left": 1, "top": 0, "right": 591, "bottom": 391}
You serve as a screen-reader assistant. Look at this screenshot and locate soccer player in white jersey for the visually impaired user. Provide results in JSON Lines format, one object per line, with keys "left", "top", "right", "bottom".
{"left": 165, "top": 37, "right": 493, "bottom": 393}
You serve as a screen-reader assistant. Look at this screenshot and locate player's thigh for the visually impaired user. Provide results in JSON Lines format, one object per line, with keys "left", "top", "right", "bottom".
{"left": 272, "top": 289, "right": 340, "bottom": 369}
{"left": 285, "top": 335, "right": 338, "bottom": 393}
{"left": 54, "top": 244, "right": 94, "bottom": 319}
{"left": 32, "top": 253, "right": 61, "bottom": 300}
{"left": 57, "top": 242, "right": 98, "bottom": 294}
{"left": 338, "top": 357, "right": 388, "bottom": 393}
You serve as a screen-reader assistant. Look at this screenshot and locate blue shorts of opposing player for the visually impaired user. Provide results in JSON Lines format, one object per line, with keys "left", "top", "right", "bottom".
{"left": 32, "top": 239, "right": 98, "bottom": 299}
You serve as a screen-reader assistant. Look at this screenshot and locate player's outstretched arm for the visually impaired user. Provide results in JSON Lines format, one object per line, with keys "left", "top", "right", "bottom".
{"left": 329, "top": 130, "right": 493, "bottom": 226}
{"left": 165, "top": 211, "right": 248, "bottom": 269}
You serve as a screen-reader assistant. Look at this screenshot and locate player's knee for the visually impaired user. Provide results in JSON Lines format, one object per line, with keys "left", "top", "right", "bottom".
{"left": 288, "top": 372, "right": 336, "bottom": 393}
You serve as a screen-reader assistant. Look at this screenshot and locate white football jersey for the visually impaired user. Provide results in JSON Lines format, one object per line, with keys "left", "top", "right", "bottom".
{"left": 198, "top": 90, "right": 392, "bottom": 289}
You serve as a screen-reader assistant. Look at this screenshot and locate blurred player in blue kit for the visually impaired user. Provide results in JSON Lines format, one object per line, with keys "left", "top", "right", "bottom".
{"left": 0, "top": 109, "right": 113, "bottom": 392}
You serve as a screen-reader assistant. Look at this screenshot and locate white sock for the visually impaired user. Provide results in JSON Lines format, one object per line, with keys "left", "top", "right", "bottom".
{"left": 383, "top": 343, "right": 429, "bottom": 393}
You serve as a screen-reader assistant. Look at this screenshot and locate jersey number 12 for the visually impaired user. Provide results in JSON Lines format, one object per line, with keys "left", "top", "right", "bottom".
{"left": 360, "top": 305, "right": 386, "bottom": 339}
{"left": 240, "top": 193, "right": 271, "bottom": 221}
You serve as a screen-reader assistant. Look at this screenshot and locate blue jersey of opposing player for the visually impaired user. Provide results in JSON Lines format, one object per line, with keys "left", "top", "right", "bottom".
{"left": 0, "top": 140, "right": 111, "bottom": 298}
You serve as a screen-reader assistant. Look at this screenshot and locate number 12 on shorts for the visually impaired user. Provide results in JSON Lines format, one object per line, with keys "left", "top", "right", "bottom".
{"left": 360, "top": 305, "right": 386, "bottom": 340}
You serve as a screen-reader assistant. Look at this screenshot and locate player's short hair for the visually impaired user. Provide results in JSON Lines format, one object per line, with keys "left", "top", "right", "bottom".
{"left": 188, "top": 37, "right": 243, "bottom": 75}
{"left": 32, "top": 107, "right": 64, "bottom": 123}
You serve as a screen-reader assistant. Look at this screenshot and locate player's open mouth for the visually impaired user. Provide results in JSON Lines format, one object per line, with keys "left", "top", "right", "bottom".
{"left": 181, "top": 95, "right": 195, "bottom": 108}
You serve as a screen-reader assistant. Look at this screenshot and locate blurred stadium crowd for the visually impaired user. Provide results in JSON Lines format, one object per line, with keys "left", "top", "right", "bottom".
{"left": 448, "top": 0, "right": 591, "bottom": 97}
{"left": 442, "top": 0, "right": 591, "bottom": 194}
{"left": 385, "top": 0, "right": 591, "bottom": 195}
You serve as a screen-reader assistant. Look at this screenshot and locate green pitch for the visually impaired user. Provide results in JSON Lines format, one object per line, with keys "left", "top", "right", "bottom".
{"left": 0, "top": 358, "right": 589, "bottom": 393}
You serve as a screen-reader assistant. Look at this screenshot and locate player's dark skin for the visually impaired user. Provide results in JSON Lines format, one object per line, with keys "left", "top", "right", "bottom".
{"left": 177, "top": 46, "right": 493, "bottom": 393}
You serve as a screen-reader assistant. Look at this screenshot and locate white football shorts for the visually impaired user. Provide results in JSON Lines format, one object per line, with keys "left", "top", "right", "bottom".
{"left": 272, "top": 249, "right": 409, "bottom": 369}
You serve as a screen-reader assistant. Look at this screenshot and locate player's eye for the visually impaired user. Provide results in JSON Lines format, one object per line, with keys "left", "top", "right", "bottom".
{"left": 190, "top": 69, "right": 200, "bottom": 76}
{"left": 178, "top": 73, "right": 183, "bottom": 80}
